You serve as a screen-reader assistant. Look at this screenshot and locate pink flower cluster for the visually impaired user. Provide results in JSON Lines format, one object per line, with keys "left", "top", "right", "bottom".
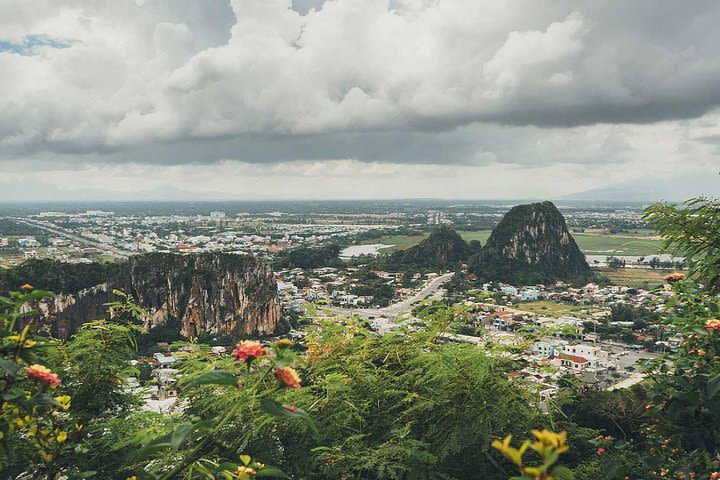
{"left": 26, "top": 364, "right": 61, "bottom": 387}
{"left": 664, "top": 273, "right": 685, "bottom": 282}
{"left": 274, "top": 367, "right": 301, "bottom": 389}
{"left": 706, "top": 319, "right": 720, "bottom": 331}
{"left": 233, "top": 341, "right": 267, "bottom": 364}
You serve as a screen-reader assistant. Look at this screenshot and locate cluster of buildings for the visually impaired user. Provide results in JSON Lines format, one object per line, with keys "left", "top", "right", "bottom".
{"left": 1, "top": 210, "right": 401, "bottom": 266}
{"left": 276, "top": 267, "right": 426, "bottom": 311}
{"left": 484, "top": 280, "right": 667, "bottom": 307}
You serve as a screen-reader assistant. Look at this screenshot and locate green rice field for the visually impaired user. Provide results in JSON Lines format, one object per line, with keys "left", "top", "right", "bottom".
{"left": 358, "top": 229, "right": 664, "bottom": 256}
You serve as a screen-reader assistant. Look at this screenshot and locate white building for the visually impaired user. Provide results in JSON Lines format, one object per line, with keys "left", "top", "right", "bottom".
{"left": 18, "top": 237, "right": 40, "bottom": 247}
{"left": 500, "top": 285, "right": 518, "bottom": 296}
{"left": 520, "top": 289, "right": 539, "bottom": 301}
{"left": 532, "top": 340, "right": 567, "bottom": 357}
{"left": 551, "top": 353, "right": 598, "bottom": 371}
{"left": 559, "top": 343, "right": 609, "bottom": 362}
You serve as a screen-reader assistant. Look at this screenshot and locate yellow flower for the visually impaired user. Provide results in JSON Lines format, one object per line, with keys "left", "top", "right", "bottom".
{"left": 275, "top": 339, "right": 294, "bottom": 348}
{"left": 492, "top": 434, "right": 530, "bottom": 468}
{"left": 56, "top": 431, "right": 67, "bottom": 443}
{"left": 236, "top": 465, "right": 257, "bottom": 477}
{"left": 530, "top": 429, "right": 569, "bottom": 453}
{"left": 54, "top": 396, "right": 71, "bottom": 411}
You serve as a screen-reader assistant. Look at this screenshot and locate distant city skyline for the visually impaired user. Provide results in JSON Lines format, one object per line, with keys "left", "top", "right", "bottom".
{"left": 1, "top": 1, "right": 719, "bottom": 201}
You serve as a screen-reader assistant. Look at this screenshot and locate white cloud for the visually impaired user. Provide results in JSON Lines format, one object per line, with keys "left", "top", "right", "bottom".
{"left": 0, "top": 0, "right": 719, "bottom": 200}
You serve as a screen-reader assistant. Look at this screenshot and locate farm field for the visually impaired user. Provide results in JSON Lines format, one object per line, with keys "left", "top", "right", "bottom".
{"left": 572, "top": 232, "right": 664, "bottom": 256}
{"left": 514, "top": 300, "right": 593, "bottom": 318}
{"left": 594, "top": 266, "right": 677, "bottom": 289}
{"left": 357, "top": 230, "right": 664, "bottom": 256}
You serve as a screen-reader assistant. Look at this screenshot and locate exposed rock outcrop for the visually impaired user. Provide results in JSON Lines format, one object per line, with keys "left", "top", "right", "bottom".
{"left": 25, "top": 253, "right": 280, "bottom": 339}
{"left": 471, "top": 201, "right": 591, "bottom": 284}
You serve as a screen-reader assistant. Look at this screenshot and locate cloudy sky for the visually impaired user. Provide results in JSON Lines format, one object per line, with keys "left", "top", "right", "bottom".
{"left": 1, "top": 0, "right": 719, "bottom": 202}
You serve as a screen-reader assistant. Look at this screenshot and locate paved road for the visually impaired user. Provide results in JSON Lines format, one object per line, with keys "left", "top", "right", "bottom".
{"left": 15, "top": 218, "right": 131, "bottom": 258}
{"left": 323, "top": 273, "right": 453, "bottom": 319}
{"left": 606, "top": 372, "right": 646, "bottom": 391}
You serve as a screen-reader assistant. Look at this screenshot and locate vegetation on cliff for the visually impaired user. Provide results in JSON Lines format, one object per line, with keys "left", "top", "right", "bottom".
{"left": 0, "top": 258, "right": 126, "bottom": 295}
{"left": 470, "top": 201, "right": 591, "bottom": 285}
{"left": 275, "top": 244, "right": 343, "bottom": 269}
{"left": 385, "top": 226, "right": 474, "bottom": 270}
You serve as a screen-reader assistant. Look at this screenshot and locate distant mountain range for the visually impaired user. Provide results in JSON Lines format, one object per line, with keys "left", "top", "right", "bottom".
{"left": 3, "top": 172, "right": 716, "bottom": 203}
{"left": 0, "top": 182, "right": 228, "bottom": 202}
{"left": 562, "top": 173, "right": 720, "bottom": 202}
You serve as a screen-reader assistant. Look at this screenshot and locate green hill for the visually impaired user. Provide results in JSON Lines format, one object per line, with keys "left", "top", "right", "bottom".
{"left": 471, "top": 201, "right": 591, "bottom": 284}
{"left": 386, "top": 226, "right": 473, "bottom": 269}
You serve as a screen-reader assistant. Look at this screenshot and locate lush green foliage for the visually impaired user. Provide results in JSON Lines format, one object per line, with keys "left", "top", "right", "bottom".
{"left": 0, "top": 258, "right": 126, "bottom": 294}
{"left": 385, "top": 226, "right": 473, "bottom": 270}
{"left": 645, "top": 197, "right": 720, "bottom": 293}
{"left": 276, "top": 244, "right": 343, "bottom": 269}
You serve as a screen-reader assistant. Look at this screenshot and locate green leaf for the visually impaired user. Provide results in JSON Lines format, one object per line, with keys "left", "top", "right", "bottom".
{"left": 256, "top": 466, "right": 290, "bottom": 478}
{"left": 601, "top": 457, "right": 625, "bottom": 479}
{"left": 67, "top": 472, "right": 97, "bottom": 479}
{"left": 218, "top": 462, "right": 239, "bottom": 473}
{"left": 708, "top": 373, "right": 720, "bottom": 399}
{"left": 135, "top": 435, "right": 173, "bottom": 460}
{"left": 240, "top": 454, "right": 251, "bottom": 466}
{"left": 189, "top": 371, "right": 238, "bottom": 387}
{"left": 31, "top": 394, "right": 60, "bottom": 409}
{"left": 171, "top": 424, "right": 193, "bottom": 450}
{"left": 551, "top": 465, "right": 575, "bottom": 480}
{"left": 3, "top": 387, "right": 26, "bottom": 402}
{"left": 135, "top": 469, "right": 159, "bottom": 480}
{"left": 27, "top": 290, "right": 55, "bottom": 300}
{"left": 0, "top": 359, "right": 18, "bottom": 376}
{"left": 259, "top": 398, "right": 316, "bottom": 430}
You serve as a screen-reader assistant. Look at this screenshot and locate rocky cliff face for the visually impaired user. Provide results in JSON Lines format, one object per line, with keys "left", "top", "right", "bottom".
{"left": 471, "top": 201, "right": 590, "bottom": 284}
{"left": 28, "top": 253, "right": 280, "bottom": 339}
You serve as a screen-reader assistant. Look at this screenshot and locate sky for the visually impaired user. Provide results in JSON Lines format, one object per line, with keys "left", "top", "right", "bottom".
{"left": 0, "top": 0, "right": 719, "bottom": 202}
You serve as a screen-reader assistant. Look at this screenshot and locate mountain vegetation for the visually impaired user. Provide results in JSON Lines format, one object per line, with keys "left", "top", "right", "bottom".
{"left": 385, "top": 226, "right": 473, "bottom": 269}
{"left": 470, "top": 201, "right": 592, "bottom": 284}
{"left": 275, "top": 244, "right": 343, "bottom": 269}
{"left": 0, "top": 258, "right": 126, "bottom": 295}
